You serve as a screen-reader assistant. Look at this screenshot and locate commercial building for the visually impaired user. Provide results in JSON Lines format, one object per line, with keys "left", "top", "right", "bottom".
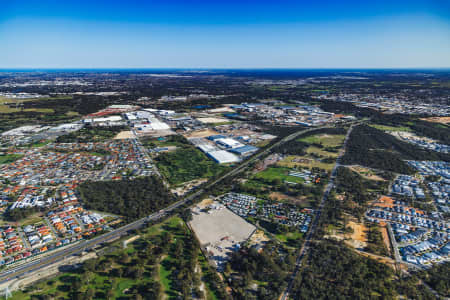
{"left": 215, "top": 138, "right": 244, "bottom": 149}
{"left": 207, "top": 150, "right": 240, "bottom": 164}
{"left": 230, "top": 145, "right": 259, "bottom": 156}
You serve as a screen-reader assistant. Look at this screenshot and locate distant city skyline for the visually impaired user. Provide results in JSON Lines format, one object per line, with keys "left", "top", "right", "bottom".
{"left": 1, "top": 0, "right": 449, "bottom": 68}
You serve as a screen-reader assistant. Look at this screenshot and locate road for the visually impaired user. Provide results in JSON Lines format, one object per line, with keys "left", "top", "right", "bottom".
{"left": 0, "top": 125, "right": 327, "bottom": 286}
{"left": 280, "top": 123, "right": 355, "bottom": 300}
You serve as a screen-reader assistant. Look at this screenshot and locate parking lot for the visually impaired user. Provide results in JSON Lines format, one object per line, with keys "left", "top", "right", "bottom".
{"left": 189, "top": 201, "right": 256, "bottom": 270}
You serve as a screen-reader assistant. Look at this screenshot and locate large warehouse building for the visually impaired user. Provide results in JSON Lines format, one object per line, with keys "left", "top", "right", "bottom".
{"left": 207, "top": 150, "right": 240, "bottom": 164}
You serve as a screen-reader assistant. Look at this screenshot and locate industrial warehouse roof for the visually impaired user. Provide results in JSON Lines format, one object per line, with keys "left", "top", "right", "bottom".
{"left": 230, "top": 145, "right": 259, "bottom": 154}
{"left": 207, "top": 134, "right": 226, "bottom": 141}
{"left": 207, "top": 150, "right": 239, "bottom": 164}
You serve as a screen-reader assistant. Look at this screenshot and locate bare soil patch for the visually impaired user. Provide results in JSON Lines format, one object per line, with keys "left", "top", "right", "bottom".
{"left": 344, "top": 220, "right": 368, "bottom": 249}
{"left": 184, "top": 128, "right": 218, "bottom": 138}
{"left": 114, "top": 130, "right": 135, "bottom": 139}
{"left": 349, "top": 166, "right": 385, "bottom": 181}
{"left": 421, "top": 116, "right": 450, "bottom": 124}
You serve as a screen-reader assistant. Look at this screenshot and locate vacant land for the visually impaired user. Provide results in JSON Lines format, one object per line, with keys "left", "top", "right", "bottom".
{"left": 253, "top": 166, "right": 305, "bottom": 184}
{"left": 369, "top": 124, "right": 412, "bottom": 132}
{"left": 183, "top": 128, "right": 218, "bottom": 138}
{"left": 278, "top": 155, "right": 334, "bottom": 171}
{"left": 156, "top": 147, "right": 228, "bottom": 185}
{"left": 345, "top": 220, "right": 368, "bottom": 249}
{"left": 420, "top": 116, "right": 450, "bottom": 125}
{"left": 299, "top": 133, "right": 345, "bottom": 148}
{"left": 0, "top": 154, "right": 23, "bottom": 164}
{"left": 305, "top": 146, "right": 338, "bottom": 158}
{"left": 0, "top": 97, "right": 55, "bottom": 114}
{"left": 56, "top": 126, "right": 126, "bottom": 143}
{"left": 113, "top": 130, "right": 135, "bottom": 139}
{"left": 348, "top": 166, "right": 385, "bottom": 181}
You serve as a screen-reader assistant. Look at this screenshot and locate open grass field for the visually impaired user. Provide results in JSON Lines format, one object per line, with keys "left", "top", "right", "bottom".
{"left": 17, "top": 213, "right": 44, "bottom": 227}
{"left": 0, "top": 97, "right": 57, "bottom": 114}
{"left": 29, "top": 140, "right": 52, "bottom": 148}
{"left": 253, "top": 166, "right": 305, "bottom": 184}
{"left": 56, "top": 127, "right": 125, "bottom": 143}
{"left": 369, "top": 124, "right": 412, "bottom": 132}
{"left": 277, "top": 155, "right": 334, "bottom": 171}
{"left": 275, "top": 231, "right": 304, "bottom": 244}
{"left": 65, "top": 111, "right": 80, "bottom": 117}
{"left": 299, "top": 133, "right": 345, "bottom": 148}
{"left": 0, "top": 154, "right": 23, "bottom": 164}
{"left": 305, "top": 146, "right": 338, "bottom": 158}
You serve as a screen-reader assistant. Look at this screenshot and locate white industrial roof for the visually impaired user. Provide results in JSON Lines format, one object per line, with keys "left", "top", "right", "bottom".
{"left": 198, "top": 144, "right": 218, "bottom": 153}
{"left": 215, "top": 138, "right": 245, "bottom": 149}
{"left": 207, "top": 150, "right": 239, "bottom": 164}
{"left": 93, "top": 115, "right": 122, "bottom": 122}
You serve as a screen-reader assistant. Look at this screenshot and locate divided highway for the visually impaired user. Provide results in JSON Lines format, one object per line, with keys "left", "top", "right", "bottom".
{"left": 0, "top": 125, "right": 326, "bottom": 285}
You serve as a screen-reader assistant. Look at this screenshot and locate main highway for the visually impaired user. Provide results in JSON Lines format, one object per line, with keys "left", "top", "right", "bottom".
{"left": 0, "top": 125, "right": 328, "bottom": 285}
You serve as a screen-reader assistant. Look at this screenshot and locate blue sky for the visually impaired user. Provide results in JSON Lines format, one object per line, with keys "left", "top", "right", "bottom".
{"left": 1, "top": 0, "right": 449, "bottom": 68}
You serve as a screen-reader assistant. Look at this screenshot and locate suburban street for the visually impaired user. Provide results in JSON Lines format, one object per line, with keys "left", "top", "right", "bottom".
{"left": 0, "top": 125, "right": 329, "bottom": 287}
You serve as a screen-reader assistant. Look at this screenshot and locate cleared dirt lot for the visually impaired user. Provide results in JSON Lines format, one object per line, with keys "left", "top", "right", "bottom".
{"left": 421, "top": 116, "right": 450, "bottom": 124}
{"left": 349, "top": 166, "right": 385, "bottom": 181}
{"left": 183, "top": 128, "right": 218, "bottom": 138}
{"left": 345, "top": 220, "right": 368, "bottom": 249}
{"left": 114, "top": 130, "right": 136, "bottom": 139}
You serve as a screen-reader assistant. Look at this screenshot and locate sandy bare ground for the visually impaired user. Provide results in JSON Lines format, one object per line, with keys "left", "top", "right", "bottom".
{"left": 184, "top": 128, "right": 218, "bottom": 138}
{"left": 421, "top": 116, "right": 450, "bottom": 124}
{"left": 269, "top": 192, "right": 307, "bottom": 205}
{"left": 136, "top": 129, "right": 175, "bottom": 137}
{"left": 327, "top": 216, "right": 368, "bottom": 249}
{"left": 373, "top": 196, "right": 426, "bottom": 215}
{"left": 374, "top": 195, "right": 395, "bottom": 208}
{"left": 349, "top": 166, "right": 385, "bottom": 181}
{"left": 248, "top": 230, "right": 270, "bottom": 250}
{"left": 347, "top": 221, "right": 368, "bottom": 246}
{"left": 171, "top": 178, "right": 207, "bottom": 196}
{"left": 114, "top": 130, "right": 135, "bottom": 139}
{"left": 208, "top": 107, "right": 236, "bottom": 113}
{"left": 196, "top": 198, "right": 214, "bottom": 209}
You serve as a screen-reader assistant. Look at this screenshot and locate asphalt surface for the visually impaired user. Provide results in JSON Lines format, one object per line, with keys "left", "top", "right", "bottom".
{"left": 280, "top": 123, "right": 355, "bottom": 300}
{"left": 0, "top": 125, "right": 324, "bottom": 286}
